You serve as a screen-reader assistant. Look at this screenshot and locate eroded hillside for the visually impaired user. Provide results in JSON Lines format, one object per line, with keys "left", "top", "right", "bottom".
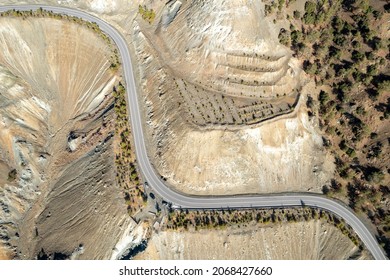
{"left": 0, "top": 0, "right": 376, "bottom": 261}
{"left": 131, "top": 0, "right": 334, "bottom": 195}
{"left": 0, "top": 16, "right": 135, "bottom": 259}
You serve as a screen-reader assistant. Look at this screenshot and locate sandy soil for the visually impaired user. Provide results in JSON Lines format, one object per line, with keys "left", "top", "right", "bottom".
{"left": 0, "top": 0, "right": 345, "bottom": 260}
{"left": 1, "top": 0, "right": 335, "bottom": 197}
{"left": 0, "top": 16, "right": 135, "bottom": 259}
{"left": 136, "top": 220, "right": 371, "bottom": 260}
{"left": 131, "top": 0, "right": 334, "bottom": 195}
{"left": 0, "top": 246, "right": 12, "bottom": 260}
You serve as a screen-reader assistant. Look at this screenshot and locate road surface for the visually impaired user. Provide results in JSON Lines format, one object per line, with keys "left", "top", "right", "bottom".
{"left": 0, "top": 4, "right": 386, "bottom": 260}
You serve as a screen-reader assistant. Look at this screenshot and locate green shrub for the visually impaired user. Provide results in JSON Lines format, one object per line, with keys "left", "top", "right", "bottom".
{"left": 138, "top": 5, "right": 155, "bottom": 24}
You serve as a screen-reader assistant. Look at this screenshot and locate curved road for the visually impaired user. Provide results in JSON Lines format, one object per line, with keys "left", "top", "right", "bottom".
{"left": 0, "top": 5, "right": 386, "bottom": 260}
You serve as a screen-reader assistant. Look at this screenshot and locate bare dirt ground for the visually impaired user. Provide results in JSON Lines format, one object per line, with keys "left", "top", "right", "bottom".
{"left": 0, "top": 16, "right": 136, "bottom": 259}
{"left": 131, "top": 0, "right": 334, "bottom": 195}
{"left": 262, "top": 0, "right": 390, "bottom": 256}
{"left": 0, "top": 246, "right": 12, "bottom": 260}
{"left": 136, "top": 220, "right": 371, "bottom": 260}
{"left": 0, "top": 0, "right": 360, "bottom": 259}
{"left": 1, "top": 1, "right": 335, "bottom": 194}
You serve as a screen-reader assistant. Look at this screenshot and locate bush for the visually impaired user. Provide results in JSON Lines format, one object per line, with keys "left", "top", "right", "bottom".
{"left": 304, "top": 1, "right": 316, "bottom": 14}
{"left": 7, "top": 169, "right": 17, "bottom": 182}
{"left": 367, "top": 170, "right": 384, "bottom": 183}
{"left": 319, "top": 90, "right": 330, "bottom": 105}
{"left": 303, "top": 12, "right": 316, "bottom": 25}
{"left": 278, "top": 0, "right": 285, "bottom": 11}
{"left": 369, "top": 36, "right": 382, "bottom": 50}
{"left": 264, "top": 4, "right": 272, "bottom": 15}
{"left": 293, "top": 10, "right": 301, "bottom": 19}
{"left": 346, "top": 147, "right": 356, "bottom": 158}
{"left": 278, "top": 28, "right": 290, "bottom": 46}
{"left": 377, "top": 80, "right": 390, "bottom": 95}
{"left": 352, "top": 50, "right": 365, "bottom": 62}
{"left": 370, "top": 132, "right": 378, "bottom": 139}
{"left": 138, "top": 5, "right": 155, "bottom": 24}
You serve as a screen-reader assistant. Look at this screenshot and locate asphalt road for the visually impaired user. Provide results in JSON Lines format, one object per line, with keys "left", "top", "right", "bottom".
{"left": 0, "top": 4, "right": 387, "bottom": 260}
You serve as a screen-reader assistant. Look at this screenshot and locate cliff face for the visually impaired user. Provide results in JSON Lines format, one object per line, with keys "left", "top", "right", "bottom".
{"left": 0, "top": 17, "right": 133, "bottom": 259}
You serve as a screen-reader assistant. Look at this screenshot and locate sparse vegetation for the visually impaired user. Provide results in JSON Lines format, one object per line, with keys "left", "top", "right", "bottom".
{"left": 175, "top": 77, "right": 296, "bottom": 127}
{"left": 138, "top": 5, "right": 156, "bottom": 24}
{"left": 268, "top": 0, "right": 390, "bottom": 256}
{"left": 0, "top": 12, "right": 136, "bottom": 216}
{"left": 113, "top": 83, "right": 146, "bottom": 216}
{"left": 165, "top": 207, "right": 363, "bottom": 247}
{"left": 0, "top": 10, "right": 134, "bottom": 259}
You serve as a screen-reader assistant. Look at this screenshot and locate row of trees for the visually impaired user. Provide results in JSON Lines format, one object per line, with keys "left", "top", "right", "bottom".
{"left": 113, "top": 83, "right": 146, "bottom": 216}
{"left": 165, "top": 207, "right": 361, "bottom": 246}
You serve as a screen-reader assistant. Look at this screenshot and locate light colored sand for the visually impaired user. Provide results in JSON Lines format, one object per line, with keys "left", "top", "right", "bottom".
{"left": 136, "top": 220, "right": 371, "bottom": 260}
{"left": 0, "top": 17, "right": 134, "bottom": 259}
{"left": 130, "top": 1, "right": 334, "bottom": 195}
{"left": 0, "top": 246, "right": 12, "bottom": 260}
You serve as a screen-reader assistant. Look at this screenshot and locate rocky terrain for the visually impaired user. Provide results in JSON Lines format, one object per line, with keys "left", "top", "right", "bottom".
{"left": 2, "top": 0, "right": 335, "bottom": 198}
{"left": 0, "top": 0, "right": 377, "bottom": 260}
{"left": 136, "top": 220, "right": 371, "bottom": 260}
{"left": 131, "top": 0, "right": 334, "bottom": 195}
{"left": 0, "top": 16, "right": 136, "bottom": 259}
{"left": 1, "top": 1, "right": 334, "bottom": 195}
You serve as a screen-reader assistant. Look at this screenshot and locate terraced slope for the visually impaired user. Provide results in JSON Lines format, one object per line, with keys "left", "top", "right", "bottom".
{"left": 148, "top": 0, "right": 303, "bottom": 127}
{"left": 132, "top": 0, "right": 333, "bottom": 195}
